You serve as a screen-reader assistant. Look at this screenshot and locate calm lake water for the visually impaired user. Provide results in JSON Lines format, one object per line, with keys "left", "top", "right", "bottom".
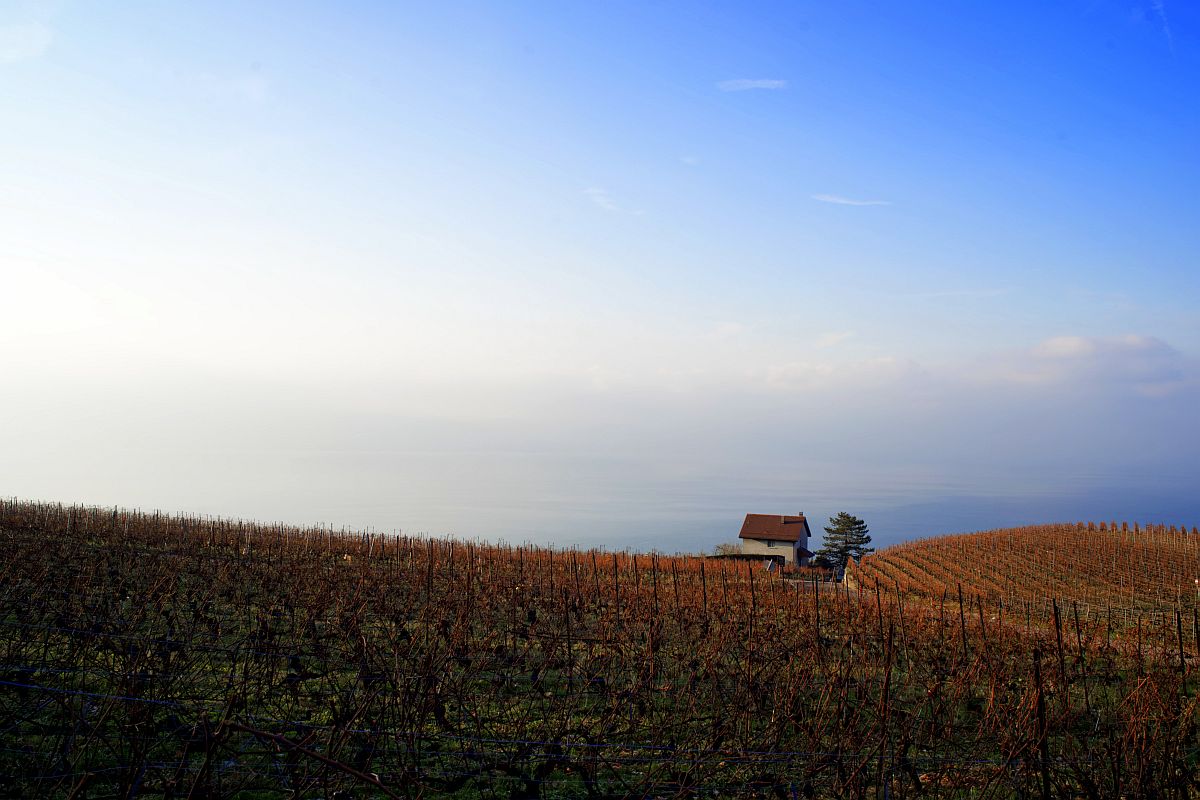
{"left": 166, "top": 451, "right": 1200, "bottom": 553}
{"left": 11, "top": 439, "right": 1198, "bottom": 553}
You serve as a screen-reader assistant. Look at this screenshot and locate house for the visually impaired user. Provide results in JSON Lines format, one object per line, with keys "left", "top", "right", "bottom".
{"left": 738, "top": 513, "right": 813, "bottom": 566}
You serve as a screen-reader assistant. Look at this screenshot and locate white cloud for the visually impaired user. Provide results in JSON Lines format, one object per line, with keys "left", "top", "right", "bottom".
{"left": 583, "top": 187, "right": 642, "bottom": 215}
{"left": 711, "top": 321, "right": 745, "bottom": 340}
{"left": 763, "top": 356, "right": 915, "bottom": 391}
{"left": 196, "top": 72, "right": 271, "bottom": 103}
{"left": 1032, "top": 334, "right": 1172, "bottom": 361}
{"left": 680, "top": 155, "right": 700, "bottom": 166}
{"left": 583, "top": 187, "right": 618, "bottom": 212}
{"left": 716, "top": 79, "right": 787, "bottom": 92}
{"left": 0, "top": 21, "right": 53, "bottom": 63}
{"left": 815, "top": 331, "right": 854, "bottom": 348}
{"left": 753, "top": 334, "right": 1191, "bottom": 401}
{"left": 1031, "top": 335, "right": 1098, "bottom": 359}
{"left": 811, "top": 194, "right": 891, "bottom": 207}
{"left": 979, "top": 334, "right": 1188, "bottom": 396}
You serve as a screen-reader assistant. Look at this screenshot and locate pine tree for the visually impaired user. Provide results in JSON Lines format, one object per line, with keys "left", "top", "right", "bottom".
{"left": 816, "top": 512, "right": 873, "bottom": 572}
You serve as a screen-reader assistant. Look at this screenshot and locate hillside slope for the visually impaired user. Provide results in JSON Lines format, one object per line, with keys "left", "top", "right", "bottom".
{"left": 3, "top": 501, "right": 1198, "bottom": 797}
{"left": 854, "top": 522, "right": 1200, "bottom": 617}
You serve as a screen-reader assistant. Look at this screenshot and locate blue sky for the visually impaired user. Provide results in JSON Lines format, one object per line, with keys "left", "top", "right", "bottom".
{"left": 2, "top": 1, "right": 1198, "bottom": 550}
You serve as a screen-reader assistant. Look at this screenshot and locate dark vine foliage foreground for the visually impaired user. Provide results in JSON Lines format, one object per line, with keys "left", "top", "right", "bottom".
{"left": 1, "top": 499, "right": 1198, "bottom": 799}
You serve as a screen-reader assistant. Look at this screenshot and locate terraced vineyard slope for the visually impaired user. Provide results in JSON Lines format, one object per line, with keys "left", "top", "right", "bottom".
{"left": 854, "top": 522, "right": 1200, "bottom": 622}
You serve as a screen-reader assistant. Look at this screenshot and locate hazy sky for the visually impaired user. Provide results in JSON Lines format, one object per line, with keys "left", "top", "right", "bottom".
{"left": 3, "top": 1, "right": 1198, "bottom": 550}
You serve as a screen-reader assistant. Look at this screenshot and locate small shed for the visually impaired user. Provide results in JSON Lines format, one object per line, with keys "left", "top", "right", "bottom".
{"left": 738, "top": 513, "right": 813, "bottom": 566}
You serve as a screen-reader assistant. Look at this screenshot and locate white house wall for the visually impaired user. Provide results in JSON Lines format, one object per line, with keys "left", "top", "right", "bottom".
{"left": 741, "top": 538, "right": 799, "bottom": 563}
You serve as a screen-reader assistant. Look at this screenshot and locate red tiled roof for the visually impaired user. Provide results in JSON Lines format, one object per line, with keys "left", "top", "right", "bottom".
{"left": 738, "top": 513, "right": 811, "bottom": 543}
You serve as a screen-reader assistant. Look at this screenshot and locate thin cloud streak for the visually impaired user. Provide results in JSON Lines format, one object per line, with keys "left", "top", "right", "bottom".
{"left": 0, "top": 21, "right": 53, "bottom": 63}
{"left": 194, "top": 72, "right": 271, "bottom": 103}
{"left": 811, "top": 194, "right": 891, "bottom": 206}
{"left": 1151, "top": 0, "right": 1175, "bottom": 54}
{"left": 583, "top": 187, "right": 643, "bottom": 215}
{"left": 897, "top": 288, "right": 1010, "bottom": 300}
{"left": 815, "top": 331, "right": 854, "bottom": 348}
{"left": 583, "top": 187, "right": 618, "bottom": 212}
{"left": 716, "top": 79, "right": 787, "bottom": 92}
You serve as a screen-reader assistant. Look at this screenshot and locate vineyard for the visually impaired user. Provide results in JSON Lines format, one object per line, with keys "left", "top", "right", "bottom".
{"left": 2, "top": 500, "right": 1199, "bottom": 798}
{"left": 854, "top": 522, "right": 1200, "bottom": 625}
